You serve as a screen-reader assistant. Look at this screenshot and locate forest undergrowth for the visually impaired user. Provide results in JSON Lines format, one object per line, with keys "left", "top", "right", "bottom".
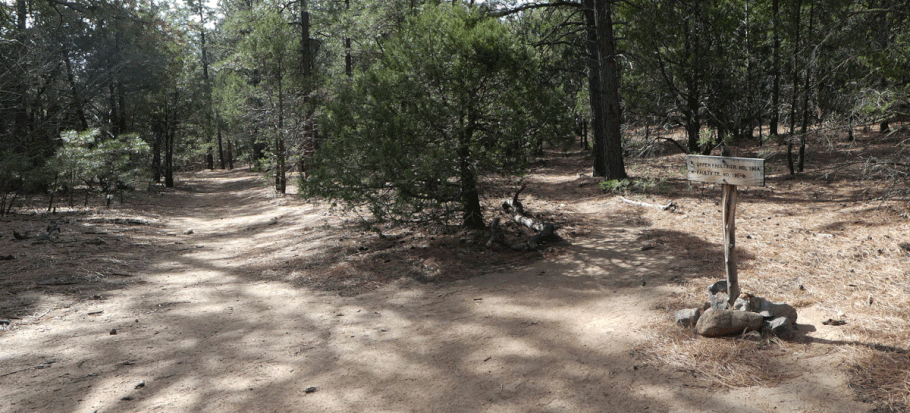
{"left": 1, "top": 124, "right": 909, "bottom": 411}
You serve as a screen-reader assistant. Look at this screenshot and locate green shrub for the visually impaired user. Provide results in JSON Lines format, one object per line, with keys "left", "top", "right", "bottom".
{"left": 49, "top": 129, "right": 150, "bottom": 206}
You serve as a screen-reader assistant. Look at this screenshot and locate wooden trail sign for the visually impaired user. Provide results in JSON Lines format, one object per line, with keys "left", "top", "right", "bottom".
{"left": 687, "top": 155, "right": 764, "bottom": 187}
{"left": 686, "top": 152, "right": 764, "bottom": 306}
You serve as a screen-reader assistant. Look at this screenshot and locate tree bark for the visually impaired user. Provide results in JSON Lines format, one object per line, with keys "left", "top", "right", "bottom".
{"left": 217, "top": 113, "right": 225, "bottom": 169}
{"left": 276, "top": 64, "right": 286, "bottom": 194}
{"left": 301, "top": 3, "right": 312, "bottom": 77}
{"left": 460, "top": 117, "right": 484, "bottom": 229}
{"left": 152, "top": 124, "right": 162, "bottom": 183}
{"left": 117, "top": 80, "right": 127, "bottom": 134}
{"left": 227, "top": 140, "right": 234, "bottom": 170}
{"left": 594, "top": 0, "right": 627, "bottom": 180}
{"left": 683, "top": 13, "right": 702, "bottom": 154}
{"left": 108, "top": 75, "right": 120, "bottom": 137}
{"left": 199, "top": 3, "right": 216, "bottom": 171}
{"left": 345, "top": 0, "right": 352, "bottom": 77}
{"left": 165, "top": 127, "right": 175, "bottom": 187}
{"left": 583, "top": 0, "right": 604, "bottom": 172}
{"left": 787, "top": 138, "right": 795, "bottom": 175}
{"left": 581, "top": 118, "right": 588, "bottom": 150}
{"left": 276, "top": 138, "right": 286, "bottom": 192}
{"left": 17, "top": 0, "right": 26, "bottom": 30}
{"left": 165, "top": 90, "right": 178, "bottom": 188}
{"left": 62, "top": 46, "right": 89, "bottom": 131}
{"left": 770, "top": 0, "right": 780, "bottom": 137}
{"left": 460, "top": 155, "right": 483, "bottom": 229}
{"left": 797, "top": 1, "right": 814, "bottom": 173}
{"left": 11, "top": 0, "right": 29, "bottom": 148}
{"left": 788, "top": 0, "right": 802, "bottom": 136}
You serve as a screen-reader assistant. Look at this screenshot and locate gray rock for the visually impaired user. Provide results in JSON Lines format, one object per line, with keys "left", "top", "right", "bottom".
{"left": 708, "top": 292, "right": 731, "bottom": 311}
{"left": 733, "top": 296, "right": 752, "bottom": 312}
{"left": 696, "top": 309, "right": 765, "bottom": 337}
{"left": 707, "top": 281, "right": 735, "bottom": 310}
{"left": 764, "top": 317, "right": 796, "bottom": 340}
{"left": 708, "top": 280, "right": 728, "bottom": 295}
{"left": 755, "top": 299, "right": 797, "bottom": 324}
{"left": 675, "top": 308, "right": 701, "bottom": 327}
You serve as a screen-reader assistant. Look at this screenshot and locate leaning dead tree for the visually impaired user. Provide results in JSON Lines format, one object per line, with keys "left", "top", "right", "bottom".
{"left": 487, "top": 185, "right": 558, "bottom": 250}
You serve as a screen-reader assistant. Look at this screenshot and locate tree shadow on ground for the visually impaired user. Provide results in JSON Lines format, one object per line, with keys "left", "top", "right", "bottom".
{"left": 2, "top": 244, "right": 779, "bottom": 413}
{"left": 0, "top": 210, "right": 180, "bottom": 319}
{"left": 0, "top": 166, "right": 876, "bottom": 413}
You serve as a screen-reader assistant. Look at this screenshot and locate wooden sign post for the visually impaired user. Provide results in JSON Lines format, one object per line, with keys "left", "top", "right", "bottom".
{"left": 687, "top": 149, "right": 764, "bottom": 306}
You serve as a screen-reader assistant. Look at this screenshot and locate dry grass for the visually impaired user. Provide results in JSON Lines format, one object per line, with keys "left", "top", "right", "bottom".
{"left": 640, "top": 326, "right": 794, "bottom": 389}
{"left": 849, "top": 347, "right": 910, "bottom": 412}
{"left": 627, "top": 123, "right": 910, "bottom": 407}
{"left": 1, "top": 122, "right": 908, "bottom": 408}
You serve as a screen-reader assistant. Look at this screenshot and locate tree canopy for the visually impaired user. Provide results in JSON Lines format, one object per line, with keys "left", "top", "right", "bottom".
{"left": 302, "top": 3, "right": 572, "bottom": 227}
{"left": 0, "top": 0, "right": 907, "bottom": 222}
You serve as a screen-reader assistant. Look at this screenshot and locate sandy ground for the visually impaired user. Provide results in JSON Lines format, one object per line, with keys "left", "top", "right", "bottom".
{"left": 0, "top": 160, "right": 884, "bottom": 413}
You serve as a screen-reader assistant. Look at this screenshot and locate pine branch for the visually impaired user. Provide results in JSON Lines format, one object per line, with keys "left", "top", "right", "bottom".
{"left": 488, "top": 1, "right": 582, "bottom": 18}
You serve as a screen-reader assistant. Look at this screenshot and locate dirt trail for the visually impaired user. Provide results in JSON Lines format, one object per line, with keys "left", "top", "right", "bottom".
{"left": 0, "top": 168, "right": 874, "bottom": 413}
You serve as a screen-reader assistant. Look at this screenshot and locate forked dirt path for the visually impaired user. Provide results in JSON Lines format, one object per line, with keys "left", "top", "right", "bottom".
{"left": 0, "top": 168, "right": 874, "bottom": 413}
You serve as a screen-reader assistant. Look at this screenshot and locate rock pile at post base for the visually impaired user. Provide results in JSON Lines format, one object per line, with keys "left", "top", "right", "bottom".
{"left": 674, "top": 280, "right": 798, "bottom": 339}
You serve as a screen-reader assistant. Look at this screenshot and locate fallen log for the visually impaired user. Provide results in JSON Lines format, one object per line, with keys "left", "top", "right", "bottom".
{"left": 501, "top": 184, "right": 526, "bottom": 214}
{"left": 619, "top": 196, "right": 676, "bottom": 211}
{"left": 489, "top": 186, "right": 559, "bottom": 250}
{"left": 519, "top": 216, "right": 555, "bottom": 249}
{"left": 486, "top": 217, "right": 506, "bottom": 248}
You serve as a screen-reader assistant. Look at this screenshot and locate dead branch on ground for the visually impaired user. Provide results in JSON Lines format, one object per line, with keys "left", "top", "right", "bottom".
{"left": 619, "top": 196, "right": 677, "bottom": 211}
{"left": 488, "top": 186, "right": 559, "bottom": 250}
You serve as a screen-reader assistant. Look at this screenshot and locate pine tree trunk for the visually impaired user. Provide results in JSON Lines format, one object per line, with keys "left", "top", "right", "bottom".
{"left": 12, "top": 0, "right": 29, "bottom": 146}
{"left": 459, "top": 145, "right": 484, "bottom": 229}
{"left": 797, "top": 1, "right": 814, "bottom": 173}
{"left": 683, "top": 15, "right": 701, "bottom": 154}
{"left": 788, "top": 0, "right": 802, "bottom": 136}
{"left": 581, "top": 118, "right": 588, "bottom": 150}
{"left": 165, "top": 90, "right": 177, "bottom": 188}
{"left": 770, "top": 0, "right": 780, "bottom": 137}
{"left": 108, "top": 76, "right": 120, "bottom": 137}
{"left": 345, "top": 0, "right": 352, "bottom": 77}
{"left": 301, "top": 5, "right": 311, "bottom": 77}
{"left": 583, "top": 0, "right": 606, "bottom": 175}
{"left": 152, "top": 128, "right": 161, "bottom": 183}
{"left": 217, "top": 114, "right": 225, "bottom": 169}
{"left": 595, "top": 0, "right": 627, "bottom": 180}
{"left": 200, "top": 6, "right": 216, "bottom": 172}
{"left": 276, "top": 66, "right": 286, "bottom": 194}
{"left": 460, "top": 119, "right": 484, "bottom": 229}
{"left": 227, "top": 140, "right": 234, "bottom": 170}
{"left": 165, "top": 128, "right": 174, "bottom": 187}
{"left": 16, "top": 0, "right": 25, "bottom": 31}
{"left": 117, "top": 81, "right": 127, "bottom": 134}
{"left": 279, "top": 145, "right": 285, "bottom": 194}
{"left": 62, "top": 46, "right": 89, "bottom": 131}
{"left": 787, "top": 139, "right": 795, "bottom": 175}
